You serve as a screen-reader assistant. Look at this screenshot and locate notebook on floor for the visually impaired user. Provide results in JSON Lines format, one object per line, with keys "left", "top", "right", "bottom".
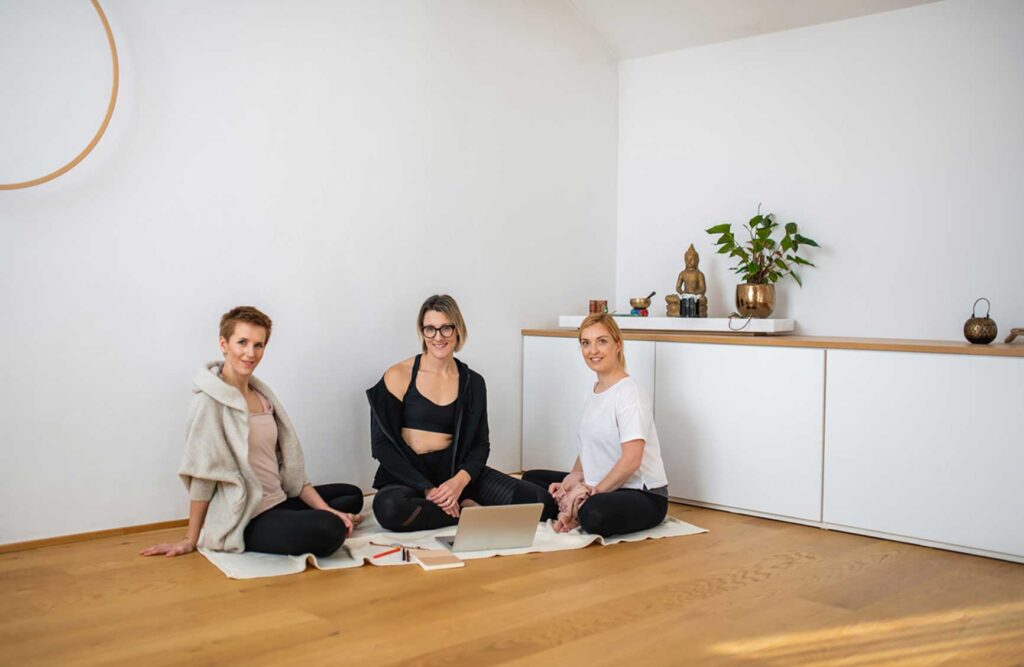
{"left": 436, "top": 503, "right": 544, "bottom": 553}
{"left": 411, "top": 549, "right": 464, "bottom": 570}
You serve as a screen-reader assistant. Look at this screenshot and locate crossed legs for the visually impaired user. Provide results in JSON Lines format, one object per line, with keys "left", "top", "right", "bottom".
{"left": 243, "top": 483, "right": 363, "bottom": 557}
{"left": 522, "top": 469, "right": 667, "bottom": 537}
{"left": 374, "top": 467, "right": 557, "bottom": 532}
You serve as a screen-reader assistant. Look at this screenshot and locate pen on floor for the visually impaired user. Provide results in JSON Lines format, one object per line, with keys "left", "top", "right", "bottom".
{"left": 373, "top": 547, "right": 401, "bottom": 559}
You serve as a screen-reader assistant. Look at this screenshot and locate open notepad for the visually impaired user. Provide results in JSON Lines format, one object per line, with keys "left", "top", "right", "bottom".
{"left": 411, "top": 548, "right": 464, "bottom": 571}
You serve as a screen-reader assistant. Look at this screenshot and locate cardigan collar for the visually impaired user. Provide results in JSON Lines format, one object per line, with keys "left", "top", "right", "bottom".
{"left": 193, "top": 360, "right": 272, "bottom": 412}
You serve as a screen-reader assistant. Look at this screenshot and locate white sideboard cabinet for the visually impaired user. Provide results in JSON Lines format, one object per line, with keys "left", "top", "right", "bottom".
{"left": 823, "top": 349, "right": 1024, "bottom": 559}
{"left": 655, "top": 342, "right": 825, "bottom": 522}
{"left": 522, "top": 329, "right": 1024, "bottom": 563}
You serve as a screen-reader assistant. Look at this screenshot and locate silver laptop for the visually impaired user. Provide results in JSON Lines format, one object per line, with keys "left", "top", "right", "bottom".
{"left": 436, "top": 503, "right": 544, "bottom": 553}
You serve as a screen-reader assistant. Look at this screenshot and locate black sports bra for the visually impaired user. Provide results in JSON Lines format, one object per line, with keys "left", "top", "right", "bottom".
{"left": 402, "top": 355, "right": 457, "bottom": 435}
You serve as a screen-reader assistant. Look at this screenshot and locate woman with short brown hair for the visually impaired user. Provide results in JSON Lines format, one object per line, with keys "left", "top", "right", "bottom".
{"left": 142, "top": 306, "right": 363, "bottom": 558}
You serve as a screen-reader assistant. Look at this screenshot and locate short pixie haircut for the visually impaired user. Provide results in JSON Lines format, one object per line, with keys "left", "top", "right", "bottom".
{"left": 578, "top": 312, "right": 627, "bottom": 370}
{"left": 417, "top": 294, "right": 467, "bottom": 353}
{"left": 219, "top": 305, "right": 273, "bottom": 343}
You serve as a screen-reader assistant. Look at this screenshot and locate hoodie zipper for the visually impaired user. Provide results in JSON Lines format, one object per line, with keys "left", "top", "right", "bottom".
{"left": 449, "top": 368, "right": 471, "bottom": 477}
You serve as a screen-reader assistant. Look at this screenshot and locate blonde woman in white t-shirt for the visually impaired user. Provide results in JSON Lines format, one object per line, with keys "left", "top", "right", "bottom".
{"left": 522, "top": 312, "right": 669, "bottom": 536}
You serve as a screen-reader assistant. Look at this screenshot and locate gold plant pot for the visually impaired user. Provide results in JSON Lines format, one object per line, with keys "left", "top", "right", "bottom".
{"left": 736, "top": 284, "right": 776, "bottom": 318}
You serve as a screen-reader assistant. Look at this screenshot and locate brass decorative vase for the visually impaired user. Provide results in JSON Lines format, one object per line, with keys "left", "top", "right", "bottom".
{"left": 964, "top": 297, "right": 998, "bottom": 344}
{"left": 736, "top": 284, "right": 776, "bottom": 318}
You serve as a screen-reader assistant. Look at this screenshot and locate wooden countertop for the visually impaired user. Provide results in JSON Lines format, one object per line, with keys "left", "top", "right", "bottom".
{"left": 522, "top": 329, "right": 1024, "bottom": 358}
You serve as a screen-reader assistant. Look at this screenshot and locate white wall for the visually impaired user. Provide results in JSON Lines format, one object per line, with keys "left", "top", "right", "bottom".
{"left": 0, "top": 0, "right": 618, "bottom": 543}
{"left": 617, "top": 0, "right": 1024, "bottom": 338}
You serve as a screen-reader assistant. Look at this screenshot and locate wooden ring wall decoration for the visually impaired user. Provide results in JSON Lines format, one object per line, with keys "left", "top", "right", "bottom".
{"left": 0, "top": 0, "right": 119, "bottom": 191}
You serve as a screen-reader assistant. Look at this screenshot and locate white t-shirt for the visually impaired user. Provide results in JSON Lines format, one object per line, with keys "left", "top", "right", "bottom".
{"left": 578, "top": 376, "right": 669, "bottom": 491}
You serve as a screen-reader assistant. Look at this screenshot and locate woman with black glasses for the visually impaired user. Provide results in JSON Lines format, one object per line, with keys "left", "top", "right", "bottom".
{"left": 365, "top": 294, "right": 556, "bottom": 531}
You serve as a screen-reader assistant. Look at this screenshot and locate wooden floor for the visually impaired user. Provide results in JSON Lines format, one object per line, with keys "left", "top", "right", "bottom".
{"left": 2, "top": 504, "right": 1023, "bottom": 666}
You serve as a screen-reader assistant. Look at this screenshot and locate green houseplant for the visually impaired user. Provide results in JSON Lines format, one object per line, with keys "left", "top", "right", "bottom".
{"left": 705, "top": 207, "right": 819, "bottom": 318}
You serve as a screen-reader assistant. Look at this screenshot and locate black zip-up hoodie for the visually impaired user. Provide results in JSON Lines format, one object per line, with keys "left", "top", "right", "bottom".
{"left": 365, "top": 357, "right": 490, "bottom": 491}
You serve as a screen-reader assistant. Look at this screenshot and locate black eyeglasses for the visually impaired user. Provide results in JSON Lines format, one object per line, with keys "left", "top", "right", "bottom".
{"left": 422, "top": 324, "right": 457, "bottom": 339}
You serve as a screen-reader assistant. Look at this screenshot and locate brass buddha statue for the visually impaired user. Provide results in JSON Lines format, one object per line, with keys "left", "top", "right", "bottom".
{"left": 675, "top": 244, "right": 708, "bottom": 318}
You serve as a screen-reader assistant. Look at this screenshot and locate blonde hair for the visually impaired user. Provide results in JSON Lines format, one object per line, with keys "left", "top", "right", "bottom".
{"left": 219, "top": 305, "right": 272, "bottom": 343}
{"left": 417, "top": 294, "right": 467, "bottom": 353}
{"left": 578, "top": 312, "right": 626, "bottom": 370}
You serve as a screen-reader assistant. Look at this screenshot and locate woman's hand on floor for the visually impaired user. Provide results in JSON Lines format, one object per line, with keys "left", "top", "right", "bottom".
{"left": 140, "top": 538, "right": 195, "bottom": 558}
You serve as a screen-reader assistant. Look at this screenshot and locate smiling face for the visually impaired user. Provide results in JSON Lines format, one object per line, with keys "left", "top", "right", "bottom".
{"left": 421, "top": 309, "right": 458, "bottom": 360}
{"left": 579, "top": 322, "right": 623, "bottom": 375}
{"left": 219, "top": 321, "right": 268, "bottom": 379}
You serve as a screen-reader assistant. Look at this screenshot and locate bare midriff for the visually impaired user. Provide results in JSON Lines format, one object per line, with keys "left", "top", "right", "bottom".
{"left": 402, "top": 428, "right": 453, "bottom": 454}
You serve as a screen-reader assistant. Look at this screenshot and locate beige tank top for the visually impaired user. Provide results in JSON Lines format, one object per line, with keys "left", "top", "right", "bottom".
{"left": 248, "top": 390, "right": 287, "bottom": 516}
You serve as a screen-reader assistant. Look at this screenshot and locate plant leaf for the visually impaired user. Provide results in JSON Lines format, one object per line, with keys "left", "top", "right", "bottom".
{"left": 792, "top": 271, "right": 803, "bottom": 287}
{"left": 794, "top": 234, "right": 819, "bottom": 248}
{"left": 706, "top": 224, "right": 731, "bottom": 235}
{"left": 792, "top": 255, "right": 816, "bottom": 267}
{"left": 785, "top": 222, "right": 797, "bottom": 235}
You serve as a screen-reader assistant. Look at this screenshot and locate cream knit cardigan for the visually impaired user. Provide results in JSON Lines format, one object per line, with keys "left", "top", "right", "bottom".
{"left": 179, "top": 362, "right": 309, "bottom": 552}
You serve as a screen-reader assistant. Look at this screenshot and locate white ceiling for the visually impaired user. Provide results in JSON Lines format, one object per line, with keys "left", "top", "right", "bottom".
{"left": 566, "top": 0, "right": 940, "bottom": 59}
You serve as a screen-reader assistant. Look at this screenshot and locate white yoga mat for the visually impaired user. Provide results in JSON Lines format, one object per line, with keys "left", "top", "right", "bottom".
{"left": 200, "top": 512, "right": 707, "bottom": 580}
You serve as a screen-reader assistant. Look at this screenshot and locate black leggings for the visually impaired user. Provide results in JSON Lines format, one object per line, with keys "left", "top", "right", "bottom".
{"left": 243, "top": 483, "right": 363, "bottom": 557}
{"left": 373, "top": 467, "right": 558, "bottom": 532}
{"left": 522, "top": 469, "right": 668, "bottom": 538}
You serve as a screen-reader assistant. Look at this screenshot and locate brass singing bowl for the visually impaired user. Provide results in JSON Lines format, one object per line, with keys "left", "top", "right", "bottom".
{"left": 629, "top": 297, "right": 651, "bottom": 309}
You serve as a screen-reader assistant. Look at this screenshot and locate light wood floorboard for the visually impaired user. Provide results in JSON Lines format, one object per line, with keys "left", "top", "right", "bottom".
{"left": 2, "top": 505, "right": 1022, "bottom": 666}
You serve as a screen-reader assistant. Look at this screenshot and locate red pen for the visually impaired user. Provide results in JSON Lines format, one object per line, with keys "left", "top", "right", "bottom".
{"left": 373, "top": 547, "right": 401, "bottom": 559}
